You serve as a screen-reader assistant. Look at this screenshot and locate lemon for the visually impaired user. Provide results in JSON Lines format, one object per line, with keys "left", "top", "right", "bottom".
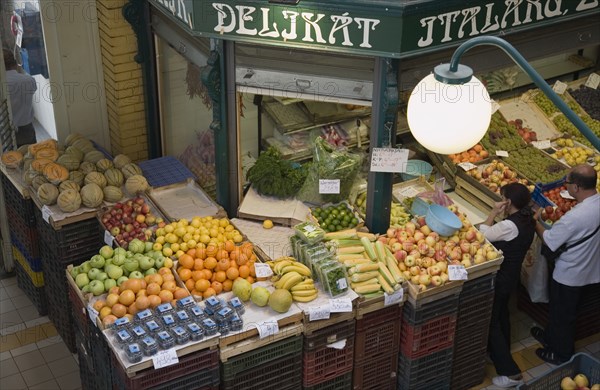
{"left": 162, "top": 247, "right": 173, "bottom": 257}
{"left": 263, "top": 220, "right": 274, "bottom": 229}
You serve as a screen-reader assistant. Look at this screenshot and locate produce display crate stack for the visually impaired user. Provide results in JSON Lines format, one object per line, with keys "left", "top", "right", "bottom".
{"left": 85, "top": 315, "right": 113, "bottom": 390}
{"left": 220, "top": 334, "right": 303, "bottom": 390}
{"left": 302, "top": 319, "right": 356, "bottom": 389}
{"left": 451, "top": 273, "right": 497, "bottom": 390}
{"left": 397, "top": 291, "right": 461, "bottom": 390}
{"left": 12, "top": 244, "right": 46, "bottom": 315}
{"left": 517, "top": 282, "right": 600, "bottom": 341}
{"left": 34, "top": 206, "right": 104, "bottom": 352}
{"left": 353, "top": 304, "right": 403, "bottom": 390}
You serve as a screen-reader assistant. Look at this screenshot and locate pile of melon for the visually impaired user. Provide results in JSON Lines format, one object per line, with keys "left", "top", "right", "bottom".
{"left": 17, "top": 135, "right": 150, "bottom": 213}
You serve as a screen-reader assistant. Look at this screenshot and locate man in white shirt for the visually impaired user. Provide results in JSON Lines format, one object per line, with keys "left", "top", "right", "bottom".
{"left": 531, "top": 164, "right": 600, "bottom": 365}
{"left": 4, "top": 49, "right": 37, "bottom": 147}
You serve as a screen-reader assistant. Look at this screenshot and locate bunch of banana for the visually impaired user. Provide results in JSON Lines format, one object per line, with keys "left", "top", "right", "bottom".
{"left": 268, "top": 256, "right": 318, "bottom": 302}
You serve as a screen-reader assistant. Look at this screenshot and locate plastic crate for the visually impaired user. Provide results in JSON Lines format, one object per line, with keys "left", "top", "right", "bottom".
{"left": 7, "top": 207, "right": 40, "bottom": 260}
{"left": 11, "top": 244, "right": 44, "bottom": 287}
{"left": 68, "top": 278, "right": 88, "bottom": 338}
{"left": 397, "top": 347, "right": 454, "bottom": 390}
{"left": 113, "top": 347, "right": 219, "bottom": 390}
{"left": 40, "top": 240, "right": 96, "bottom": 284}
{"left": 353, "top": 350, "right": 398, "bottom": 390}
{"left": 304, "top": 320, "right": 355, "bottom": 351}
{"left": 402, "top": 292, "right": 460, "bottom": 325}
{"left": 138, "top": 156, "right": 196, "bottom": 188}
{"left": 302, "top": 372, "right": 352, "bottom": 390}
{"left": 517, "top": 353, "right": 600, "bottom": 390}
{"left": 1, "top": 173, "right": 35, "bottom": 222}
{"left": 88, "top": 318, "right": 113, "bottom": 390}
{"left": 221, "top": 335, "right": 303, "bottom": 381}
{"left": 14, "top": 260, "right": 47, "bottom": 316}
{"left": 355, "top": 306, "right": 402, "bottom": 362}
{"left": 400, "top": 314, "right": 457, "bottom": 359}
{"left": 76, "top": 327, "right": 105, "bottom": 390}
{"left": 46, "top": 286, "right": 77, "bottom": 353}
{"left": 531, "top": 185, "right": 554, "bottom": 208}
{"left": 221, "top": 348, "right": 302, "bottom": 390}
{"left": 303, "top": 336, "right": 354, "bottom": 386}
{"left": 451, "top": 346, "right": 488, "bottom": 390}
{"left": 460, "top": 273, "right": 496, "bottom": 297}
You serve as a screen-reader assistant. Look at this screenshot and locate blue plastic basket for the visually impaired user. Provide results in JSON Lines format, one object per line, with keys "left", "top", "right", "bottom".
{"left": 425, "top": 204, "right": 462, "bottom": 237}
{"left": 517, "top": 353, "right": 600, "bottom": 390}
{"left": 139, "top": 156, "right": 196, "bottom": 188}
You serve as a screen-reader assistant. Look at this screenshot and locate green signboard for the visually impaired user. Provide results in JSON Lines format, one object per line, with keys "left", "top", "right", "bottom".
{"left": 148, "top": 0, "right": 600, "bottom": 57}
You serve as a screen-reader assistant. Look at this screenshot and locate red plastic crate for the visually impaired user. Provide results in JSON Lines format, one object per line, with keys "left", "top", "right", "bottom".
{"left": 355, "top": 307, "right": 401, "bottom": 362}
{"left": 303, "top": 336, "right": 354, "bottom": 387}
{"left": 353, "top": 350, "right": 398, "bottom": 390}
{"left": 400, "top": 314, "right": 457, "bottom": 359}
{"left": 113, "top": 347, "right": 219, "bottom": 390}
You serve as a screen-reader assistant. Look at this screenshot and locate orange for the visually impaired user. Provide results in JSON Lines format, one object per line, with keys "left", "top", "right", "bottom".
{"left": 186, "top": 248, "right": 197, "bottom": 258}
{"left": 241, "top": 243, "right": 254, "bottom": 258}
{"left": 162, "top": 274, "right": 175, "bottom": 282}
{"left": 211, "top": 281, "right": 223, "bottom": 294}
{"left": 238, "top": 265, "right": 250, "bottom": 279}
{"left": 195, "top": 247, "right": 207, "bottom": 260}
{"left": 159, "top": 290, "right": 174, "bottom": 303}
{"left": 111, "top": 303, "right": 127, "bottom": 318}
{"left": 106, "top": 293, "right": 120, "bottom": 308}
{"left": 146, "top": 282, "right": 161, "bottom": 296}
{"left": 215, "top": 271, "right": 227, "bottom": 283}
{"left": 135, "top": 296, "right": 150, "bottom": 311}
{"left": 128, "top": 303, "right": 139, "bottom": 315}
{"left": 178, "top": 268, "right": 192, "bottom": 282}
{"left": 205, "top": 244, "right": 218, "bottom": 257}
{"left": 195, "top": 279, "right": 210, "bottom": 293}
{"left": 226, "top": 267, "right": 239, "bottom": 280}
{"left": 179, "top": 254, "right": 194, "bottom": 269}
{"left": 99, "top": 306, "right": 113, "bottom": 320}
{"left": 201, "top": 269, "right": 213, "bottom": 280}
{"left": 102, "top": 315, "right": 117, "bottom": 327}
{"left": 162, "top": 280, "right": 177, "bottom": 293}
{"left": 158, "top": 267, "right": 171, "bottom": 275}
{"left": 204, "top": 257, "right": 217, "bottom": 270}
{"left": 224, "top": 240, "right": 235, "bottom": 253}
{"left": 222, "top": 279, "right": 233, "bottom": 292}
{"left": 173, "top": 288, "right": 189, "bottom": 300}
{"left": 203, "top": 287, "right": 216, "bottom": 299}
{"left": 193, "top": 258, "right": 204, "bottom": 270}
{"left": 147, "top": 274, "right": 163, "bottom": 286}
{"left": 93, "top": 300, "right": 106, "bottom": 312}
{"left": 185, "top": 279, "right": 195, "bottom": 291}
{"left": 148, "top": 295, "right": 162, "bottom": 308}
{"left": 192, "top": 270, "right": 204, "bottom": 281}
{"left": 136, "top": 289, "right": 147, "bottom": 298}
{"left": 217, "top": 258, "right": 230, "bottom": 271}
{"left": 109, "top": 286, "right": 120, "bottom": 295}
{"left": 119, "top": 290, "right": 136, "bottom": 306}
{"left": 215, "top": 249, "right": 229, "bottom": 261}
{"left": 245, "top": 276, "right": 255, "bottom": 284}
{"left": 249, "top": 263, "right": 256, "bottom": 277}
{"left": 229, "top": 260, "right": 238, "bottom": 269}
{"left": 236, "top": 253, "right": 248, "bottom": 266}
{"left": 229, "top": 248, "right": 241, "bottom": 262}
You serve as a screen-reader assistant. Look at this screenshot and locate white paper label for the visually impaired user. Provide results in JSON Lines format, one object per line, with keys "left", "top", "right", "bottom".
{"left": 308, "top": 305, "right": 331, "bottom": 321}
{"left": 458, "top": 162, "right": 478, "bottom": 171}
{"left": 552, "top": 80, "right": 568, "bottom": 95}
{"left": 319, "top": 179, "right": 340, "bottom": 194}
{"left": 370, "top": 148, "right": 409, "bottom": 173}
{"left": 584, "top": 73, "right": 600, "bottom": 89}
{"left": 384, "top": 289, "right": 403, "bottom": 306}
{"left": 398, "top": 186, "right": 420, "bottom": 198}
{"left": 532, "top": 140, "right": 552, "bottom": 150}
{"left": 152, "top": 349, "right": 179, "bottom": 369}
{"left": 254, "top": 263, "right": 273, "bottom": 278}
{"left": 329, "top": 298, "right": 353, "bottom": 313}
{"left": 41, "top": 206, "right": 51, "bottom": 223}
{"left": 336, "top": 278, "right": 348, "bottom": 290}
{"left": 491, "top": 100, "right": 501, "bottom": 114}
{"left": 560, "top": 190, "right": 576, "bottom": 200}
{"left": 87, "top": 304, "right": 99, "bottom": 327}
{"left": 448, "top": 265, "right": 468, "bottom": 280}
{"left": 255, "top": 320, "right": 279, "bottom": 339}
{"left": 495, "top": 150, "right": 509, "bottom": 157}
{"left": 104, "top": 230, "right": 114, "bottom": 246}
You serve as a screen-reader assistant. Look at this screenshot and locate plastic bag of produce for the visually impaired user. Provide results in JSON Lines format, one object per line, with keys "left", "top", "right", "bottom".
{"left": 297, "top": 137, "right": 362, "bottom": 205}
{"left": 416, "top": 178, "right": 453, "bottom": 207}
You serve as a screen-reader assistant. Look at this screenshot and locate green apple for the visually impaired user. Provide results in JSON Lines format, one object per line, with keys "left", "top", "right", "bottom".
{"left": 144, "top": 241, "right": 154, "bottom": 253}
{"left": 82, "top": 284, "right": 91, "bottom": 293}
{"left": 112, "top": 253, "right": 126, "bottom": 266}
{"left": 129, "top": 271, "right": 144, "bottom": 279}
{"left": 104, "top": 278, "right": 117, "bottom": 291}
{"left": 89, "top": 255, "right": 105, "bottom": 269}
{"left": 80, "top": 261, "right": 92, "bottom": 274}
{"left": 89, "top": 280, "right": 105, "bottom": 296}
{"left": 116, "top": 276, "right": 129, "bottom": 286}
{"left": 154, "top": 256, "right": 165, "bottom": 269}
{"left": 106, "top": 264, "right": 123, "bottom": 280}
{"left": 70, "top": 266, "right": 80, "bottom": 279}
{"left": 138, "top": 256, "right": 155, "bottom": 271}
{"left": 88, "top": 268, "right": 102, "bottom": 280}
{"left": 96, "top": 272, "right": 108, "bottom": 282}
{"left": 113, "top": 247, "right": 127, "bottom": 257}
{"left": 75, "top": 273, "right": 90, "bottom": 289}
{"left": 144, "top": 268, "right": 157, "bottom": 276}
{"left": 123, "top": 259, "right": 139, "bottom": 272}
{"left": 99, "top": 245, "right": 114, "bottom": 259}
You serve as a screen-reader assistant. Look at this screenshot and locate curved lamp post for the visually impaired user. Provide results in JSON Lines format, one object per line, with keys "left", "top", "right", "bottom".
{"left": 407, "top": 36, "right": 600, "bottom": 153}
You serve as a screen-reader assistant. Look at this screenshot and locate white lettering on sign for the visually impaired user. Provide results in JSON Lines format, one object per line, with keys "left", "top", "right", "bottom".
{"left": 152, "top": 0, "right": 194, "bottom": 29}
{"left": 212, "top": 4, "right": 380, "bottom": 48}
{"left": 416, "top": 0, "right": 598, "bottom": 48}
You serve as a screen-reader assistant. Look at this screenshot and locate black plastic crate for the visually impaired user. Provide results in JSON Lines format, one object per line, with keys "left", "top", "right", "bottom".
{"left": 304, "top": 320, "right": 355, "bottom": 351}
{"left": 355, "top": 306, "right": 402, "bottom": 362}
{"left": 397, "top": 346, "right": 454, "bottom": 390}
{"left": 14, "top": 260, "right": 47, "bottom": 316}
{"left": 1, "top": 173, "right": 35, "bottom": 222}
{"left": 7, "top": 207, "right": 40, "bottom": 261}
{"left": 302, "top": 372, "right": 352, "bottom": 390}
{"left": 138, "top": 156, "right": 196, "bottom": 188}
{"left": 10, "top": 233, "right": 42, "bottom": 272}
{"left": 46, "top": 288, "right": 77, "bottom": 353}
{"left": 402, "top": 293, "right": 460, "bottom": 326}
{"left": 40, "top": 240, "right": 96, "bottom": 281}
{"left": 451, "top": 346, "right": 488, "bottom": 390}
{"left": 88, "top": 318, "right": 113, "bottom": 390}
{"left": 353, "top": 350, "right": 398, "bottom": 390}
{"left": 76, "top": 327, "right": 107, "bottom": 390}
{"left": 460, "top": 273, "right": 496, "bottom": 297}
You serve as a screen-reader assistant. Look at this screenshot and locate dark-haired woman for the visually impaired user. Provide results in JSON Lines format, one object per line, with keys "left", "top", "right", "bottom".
{"left": 479, "top": 182, "right": 536, "bottom": 388}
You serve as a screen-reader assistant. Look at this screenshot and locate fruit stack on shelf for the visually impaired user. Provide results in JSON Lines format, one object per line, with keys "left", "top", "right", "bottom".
{"left": 451, "top": 273, "right": 497, "bottom": 390}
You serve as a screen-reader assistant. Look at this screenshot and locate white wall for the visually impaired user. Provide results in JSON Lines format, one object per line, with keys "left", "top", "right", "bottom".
{"left": 32, "top": 74, "right": 56, "bottom": 138}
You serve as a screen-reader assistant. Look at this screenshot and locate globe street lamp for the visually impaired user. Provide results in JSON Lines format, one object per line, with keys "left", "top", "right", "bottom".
{"left": 407, "top": 36, "right": 600, "bottom": 154}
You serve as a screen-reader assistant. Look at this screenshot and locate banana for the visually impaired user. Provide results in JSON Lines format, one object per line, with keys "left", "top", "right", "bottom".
{"left": 281, "top": 272, "right": 304, "bottom": 290}
{"left": 274, "top": 256, "right": 296, "bottom": 262}
{"left": 292, "top": 292, "right": 318, "bottom": 302}
{"left": 274, "top": 260, "right": 294, "bottom": 274}
{"left": 274, "top": 271, "right": 298, "bottom": 289}
{"left": 281, "top": 264, "right": 312, "bottom": 277}
{"left": 291, "top": 282, "right": 316, "bottom": 291}
{"left": 291, "top": 289, "right": 318, "bottom": 297}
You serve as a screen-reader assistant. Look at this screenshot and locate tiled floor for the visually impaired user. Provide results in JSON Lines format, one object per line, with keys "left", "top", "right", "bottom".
{"left": 0, "top": 271, "right": 599, "bottom": 389}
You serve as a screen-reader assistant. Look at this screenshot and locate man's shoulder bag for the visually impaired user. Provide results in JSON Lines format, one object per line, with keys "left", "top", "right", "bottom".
{"left": 541, "top": 223, "right": 600, "bottom": 264}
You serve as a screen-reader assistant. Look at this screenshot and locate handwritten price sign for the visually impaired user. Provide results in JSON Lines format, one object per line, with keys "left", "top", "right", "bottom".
{"left": 370, "top": 148, "right": 409, "bottom": 173}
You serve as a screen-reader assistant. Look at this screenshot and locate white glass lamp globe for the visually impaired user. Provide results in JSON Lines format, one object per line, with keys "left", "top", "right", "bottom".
{"left": 407, "top": 73, "right": 492, "bottom": 154}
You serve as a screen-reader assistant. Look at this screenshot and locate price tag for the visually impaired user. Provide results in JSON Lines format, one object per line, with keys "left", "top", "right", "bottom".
{"left": 336, "top": 278, "right": 348, "bottom": 290}
{"left": 448, "top": 265, "right": 468, "bottom": 281}
{"left": 255, "top": 320, "right": 279, "bottom": 339}
{"left": 384, "top": 289, "right": 403, "bottom": 306}
{"left": 398, "top": 186, "right": 420, "bottom": 198}
{"left": 104, "top": 230, "right": 114, "bottom": 246}
{"left": 152, "top": 348, "right": 179, "bottom": 369}
{"left": 584, "top": 73, "right": 600, "bottom": 89}
{"left": 560, "top": 190, "right": 575, "bottom": 200}
{"left": 308, "top": 305, "right": 331, "bottom": 321}
{"left": 552, "top": 80, "right": 568, "bottom": 95}
{"left": 491, "top": 100, "right": 501, "bottom": 114}
{"left": 532, "top": 140, "right": 552, "bottom": 150}
{"left": 41, "top": 206, "right": 52, "bottom": 223}
{"left": 458, "top": 162, "right": 478, "bottom": 171}
{"left": 319, "top": 179, "right": 340, "bottom": 194}
{"left": 495, "top": 150, "right": 509, "bottom": 157}
{"left": 254, "top": 263, "right": 273, "bottom": 278}
{"left": 329, "top": 298, "right": 353, "bottom": 313}
{"left": 370, "top": 148, "right": 409, "bottom": 173}
{"left": 87, "top": 304, "right": 99, "bottom": 327}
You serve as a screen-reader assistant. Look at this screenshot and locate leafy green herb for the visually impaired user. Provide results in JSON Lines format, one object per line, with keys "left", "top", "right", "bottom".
{"left": 247, "top": 147, "right": 309, "bottom": 199}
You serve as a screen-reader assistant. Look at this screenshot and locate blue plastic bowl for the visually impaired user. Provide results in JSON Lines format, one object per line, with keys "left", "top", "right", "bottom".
{"left": 401, "top": 160, "right": 433, "bottom": 181}
{"left": 411, "top": 197, "right": 430, "bottom": 217}
{"left": 425, "top": 204, "right": 463, "bottom": 237}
